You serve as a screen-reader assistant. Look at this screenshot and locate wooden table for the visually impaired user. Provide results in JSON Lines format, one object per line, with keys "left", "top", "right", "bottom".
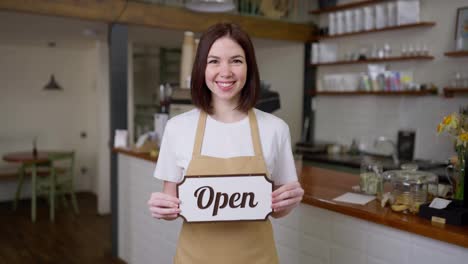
{"left": 2, "top": 151, "right": 66, "bottom": 222}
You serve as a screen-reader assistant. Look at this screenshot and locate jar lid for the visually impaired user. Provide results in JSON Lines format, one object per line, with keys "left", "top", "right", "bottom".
{"left": 382, "top": 164, "right": 438, "bottom": 185}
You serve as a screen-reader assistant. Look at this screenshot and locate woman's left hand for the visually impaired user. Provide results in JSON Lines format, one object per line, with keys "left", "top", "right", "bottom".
{"left": 271, "top": 181, "right": 304, "bottom": 216}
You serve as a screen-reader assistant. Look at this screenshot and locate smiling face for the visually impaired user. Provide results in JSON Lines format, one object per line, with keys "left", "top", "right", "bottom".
{"left": 205, "top": 36, "right": 247, "bottom": 107}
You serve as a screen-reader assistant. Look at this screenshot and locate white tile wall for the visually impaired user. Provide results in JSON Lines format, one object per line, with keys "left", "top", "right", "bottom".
{"left": 315, "top": 97, "right": 466, "bottom": 162}
{"left": 331, "top": 218, "right": 367, "bottom": 252}
{"left": 300, "top": 232, "right": 330, "bottom": 263}
{"left": 118, "top": 155, "right": 182, "bottom": 264}
{"left": 118, "top": 155, "right": 468, "bottom": 264}
{"left": 330, "top": 244, "right": 367, "bottom": 264}
{"left": 366, "top": 256, "right": 388, "bottom": 264}
{"left": 272, "top": 201, "right": 467, "bottom": 264}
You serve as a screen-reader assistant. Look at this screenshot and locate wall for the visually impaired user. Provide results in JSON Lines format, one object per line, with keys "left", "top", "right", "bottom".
{"left": 314, "top": 0, "right": 468, "bottom": 162}
{"left": 0, "top": 43, "right": 100, "bottom": 200}
{"left": 95, "top": 41, "right": 111, "bottom": 214}
{"left": 254, "top": 38, "right": 305, "bottom": 145}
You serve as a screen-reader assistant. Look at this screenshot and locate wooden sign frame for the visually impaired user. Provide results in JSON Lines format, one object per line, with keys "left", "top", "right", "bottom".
{"left": 176, "top": 174, "right": 273, "bottom": 223}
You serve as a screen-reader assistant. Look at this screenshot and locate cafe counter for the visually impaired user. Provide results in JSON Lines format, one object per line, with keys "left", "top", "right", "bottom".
{"left": 114, "top": 148, "right": 468, "bottom": 264}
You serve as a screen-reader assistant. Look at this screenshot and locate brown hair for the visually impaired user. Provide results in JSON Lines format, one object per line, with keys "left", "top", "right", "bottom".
{"left": 190, "top": 23, "right": 260, "bottom": 114}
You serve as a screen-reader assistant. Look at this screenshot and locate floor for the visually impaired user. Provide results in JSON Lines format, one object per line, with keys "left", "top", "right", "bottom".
{"left": 0, "top": 192, "right": 124, "bottom": 263}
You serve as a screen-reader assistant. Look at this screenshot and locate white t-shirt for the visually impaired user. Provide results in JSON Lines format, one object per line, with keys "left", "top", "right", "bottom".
{"left": 153, "top": 108, "right": 297, "bottom": 186}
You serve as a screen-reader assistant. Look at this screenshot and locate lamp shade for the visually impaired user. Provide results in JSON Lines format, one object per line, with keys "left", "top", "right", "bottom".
{"left": 43, "top": 74, "right": 63, "bottom": 90}
{"left": 185, "top": 0, "right": 235, "bottom": 13}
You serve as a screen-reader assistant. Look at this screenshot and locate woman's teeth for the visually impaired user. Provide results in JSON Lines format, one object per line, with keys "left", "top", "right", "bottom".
{"left": 217, "top": 82, "right": 234, "bottom": 87}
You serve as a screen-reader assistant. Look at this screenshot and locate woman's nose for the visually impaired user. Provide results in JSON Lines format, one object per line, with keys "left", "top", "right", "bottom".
{"left": 219, "top": 63, "right": 233, "bottom": 78}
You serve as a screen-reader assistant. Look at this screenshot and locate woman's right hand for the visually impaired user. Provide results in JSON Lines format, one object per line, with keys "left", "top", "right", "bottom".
{"left": 148, "top": 181, "right": 180, "bottom": 220}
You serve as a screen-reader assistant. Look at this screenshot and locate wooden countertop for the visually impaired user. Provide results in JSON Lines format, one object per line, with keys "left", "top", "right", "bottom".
{"left": 113, "top": 148, "right": 157, "bottom": 163}
{"left": 114, "top": 148, "right": 468, "bottom": 248}
{"left": 300, "top": 166, "right": 468, "bottom": 248}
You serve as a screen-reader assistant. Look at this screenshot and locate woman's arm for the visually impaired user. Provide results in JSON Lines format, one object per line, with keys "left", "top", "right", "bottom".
{"left": 148, "top": 181, "right": 180, "bottom": 221}
{"left": 271, "top": 181, "right": 304, "bottom": 218}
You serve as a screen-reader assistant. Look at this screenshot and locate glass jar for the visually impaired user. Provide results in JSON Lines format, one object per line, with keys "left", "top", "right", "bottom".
{"left": 383, "top": 164, "right": 438, "bottom": 214}
{"left": 359, "top": 158, "right": 383, "bottom": 198}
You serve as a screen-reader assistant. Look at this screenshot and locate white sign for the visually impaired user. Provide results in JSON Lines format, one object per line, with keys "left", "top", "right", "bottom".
{"left": 177, "top": 174, "right": 273, "bottom": 223}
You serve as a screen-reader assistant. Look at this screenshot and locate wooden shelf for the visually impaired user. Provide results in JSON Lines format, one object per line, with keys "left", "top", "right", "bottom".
{"left": 310, "top": 90, "right": 438, "bottom": 96}
{"left": 0, "top": 0, "right": 315, "bottom": 42}
{"left": 309, "top": 0, "right": 384, "bottom": 15}
{"left": 443, "top": 88, "right": 468, "bottom": 98}
{"left": 317, "top": 22, "right": 436, "bottom": 40}
{"left": 444, "top": 51, "right": 468, "bottom": 57}
{"left": 310, "top": 55, "right": 434, "bottom": 66}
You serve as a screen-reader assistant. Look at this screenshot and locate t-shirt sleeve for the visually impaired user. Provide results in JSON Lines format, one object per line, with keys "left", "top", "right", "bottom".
{"left": 272, "top": 123, "right": 298, "bottom": 185}
{"left": 153, "top": 119, "right": 183, "bottom": 183}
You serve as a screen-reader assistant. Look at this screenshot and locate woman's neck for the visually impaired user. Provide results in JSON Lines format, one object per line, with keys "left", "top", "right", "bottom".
{"left": 210, "top": 99, "right": 247, "bottom": 123}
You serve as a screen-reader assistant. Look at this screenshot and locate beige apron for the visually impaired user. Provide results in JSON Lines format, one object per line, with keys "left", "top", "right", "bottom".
{"left": 174, "top": 109, "right": 278, "bottom": 264}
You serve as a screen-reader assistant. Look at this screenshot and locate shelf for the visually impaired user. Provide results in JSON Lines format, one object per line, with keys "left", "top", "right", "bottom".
{"left": 0, "top": 0, "right": 315, "bottom": 42}
{"left": 310, "top": 55, "right": 434, "bottom": 66}
{"left": 317, "top": 22, "right": 436, "bottom": 40}
{"left": 309, "top": 0, "right": 384, "bottom": 15}
{"left": 310, "top": 90, "right": 438, "bottom": 96}
{"left": 443, "top": 88, "right": 468, "bottom": 98}
{"left": 444, "top": 51, "right": 468, "bottom": 57}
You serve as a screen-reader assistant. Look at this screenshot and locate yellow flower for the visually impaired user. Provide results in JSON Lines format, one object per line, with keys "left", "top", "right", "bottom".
{"left": 449, "top": 113, "right": 459, "bottom": 128}
{"left": 460, "top": 132, "right": 468, "bottom": 142}
{"left": 442, "top": 115, "right": 452, "bottom": 125}
{"left": 437, "top": 123, "right": 444, "bottom": 134}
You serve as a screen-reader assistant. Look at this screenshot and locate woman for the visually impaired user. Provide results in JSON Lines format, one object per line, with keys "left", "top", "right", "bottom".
{"left": 148, "top": 22, "right": 304, "bottom": 263}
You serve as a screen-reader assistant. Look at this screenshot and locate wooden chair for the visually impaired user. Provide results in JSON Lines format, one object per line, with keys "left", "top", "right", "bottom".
{"left": 38, "top": 152, "right": 79, "bottom": 221}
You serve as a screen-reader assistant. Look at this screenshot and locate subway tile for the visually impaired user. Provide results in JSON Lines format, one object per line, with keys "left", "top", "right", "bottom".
{"left": 275, "top": 224, "right": 301, "bottom": 250}
{"left": 331, "top": 218, "right": 367, "bottom": 252}
{"left": 409, "top": 234, "right": 464, "bottom": 264}
{"left": 300, "top": 254, "right": 327, "bottom": 264}
{"left": 367, "top": 256, "right": 390, "bottom": 264}
{"left": 330, "top": 245, "right": 366, "bottom": 264}
{"left": 277, "top": 245, "right": 301, "bottom": 264}
{"left": 300, "top": 232, "right": 330, "bottom": 263}
{"left": 366, "top": 232, "right": 409, "bottom": 264}
{"left": 315, "top": 96, "right": 466, "bottom": 162}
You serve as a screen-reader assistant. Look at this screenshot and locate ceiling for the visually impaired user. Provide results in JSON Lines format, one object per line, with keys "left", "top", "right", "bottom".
{"left": 0, "top": 11, "right": 186, "bottom": 49}
{"left": 0, "top": 11, "right": 107, "bottom": 49}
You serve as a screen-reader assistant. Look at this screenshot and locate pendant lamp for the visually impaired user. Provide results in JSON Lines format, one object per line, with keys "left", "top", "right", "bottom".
{"left": 185, "top": 0, "right": 235, "bottom": 13}
{"left": 43, "top": 74, "right": 63, "bottom": 91}
{"left": 43, "top": 41, "right": 63, "bottom": 91}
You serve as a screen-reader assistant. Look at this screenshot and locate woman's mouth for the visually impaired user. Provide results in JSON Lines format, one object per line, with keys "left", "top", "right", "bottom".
{"left": 216, "top": 81, "right": 236, "bottom": 91}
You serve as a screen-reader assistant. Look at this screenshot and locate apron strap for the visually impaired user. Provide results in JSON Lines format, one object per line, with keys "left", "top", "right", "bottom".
{"left": 248, "top": 109, "right": 264, "bottom": 157}
{"left": 192, "top": 109, "right": 263, "bottom": 158}
{"left": 192, "top": 111, "right": 208, "bottom": 158}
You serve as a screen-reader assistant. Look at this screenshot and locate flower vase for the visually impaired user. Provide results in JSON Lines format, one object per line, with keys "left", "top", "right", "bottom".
{"left": 454, "top": 147, "right": 466, "bottom": 200}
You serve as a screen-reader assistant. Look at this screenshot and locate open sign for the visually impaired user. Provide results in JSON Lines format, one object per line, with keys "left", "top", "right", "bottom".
{"left": 177, "top": 174, "right": 273, "bottom": 223}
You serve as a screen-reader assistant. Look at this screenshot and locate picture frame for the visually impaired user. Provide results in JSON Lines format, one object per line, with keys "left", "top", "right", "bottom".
{"left": 455, "top": 7, "right": 468, "bottom": 50}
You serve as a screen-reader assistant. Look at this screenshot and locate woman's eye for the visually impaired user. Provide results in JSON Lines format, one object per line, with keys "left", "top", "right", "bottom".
{"left": 208, "top": 59, "right": 218, "bottom": 64}
{"left": 232, "top": 59, "right": 243, "bottom": 64}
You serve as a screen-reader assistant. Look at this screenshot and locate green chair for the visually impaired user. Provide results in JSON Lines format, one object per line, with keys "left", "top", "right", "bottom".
{"left": 13, "top": 151, "right": 79, "bottom": 222}
{"left": 36, "top": 151, "right": 79, "bottom": 222}
{"left": 13, "top": 161, "right": 52, "bottom": 211}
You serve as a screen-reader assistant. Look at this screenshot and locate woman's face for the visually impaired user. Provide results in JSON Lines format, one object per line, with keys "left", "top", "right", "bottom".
{"left": 205, "top": 36, "right": 247, "bottom": 106}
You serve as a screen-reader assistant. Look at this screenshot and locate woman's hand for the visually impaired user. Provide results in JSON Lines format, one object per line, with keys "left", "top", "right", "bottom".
{"left": 271, "top": 181, "right": 304, "bottom": 218}
{"left": 148, "top": 181, "right": 180, "bottom": 220}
